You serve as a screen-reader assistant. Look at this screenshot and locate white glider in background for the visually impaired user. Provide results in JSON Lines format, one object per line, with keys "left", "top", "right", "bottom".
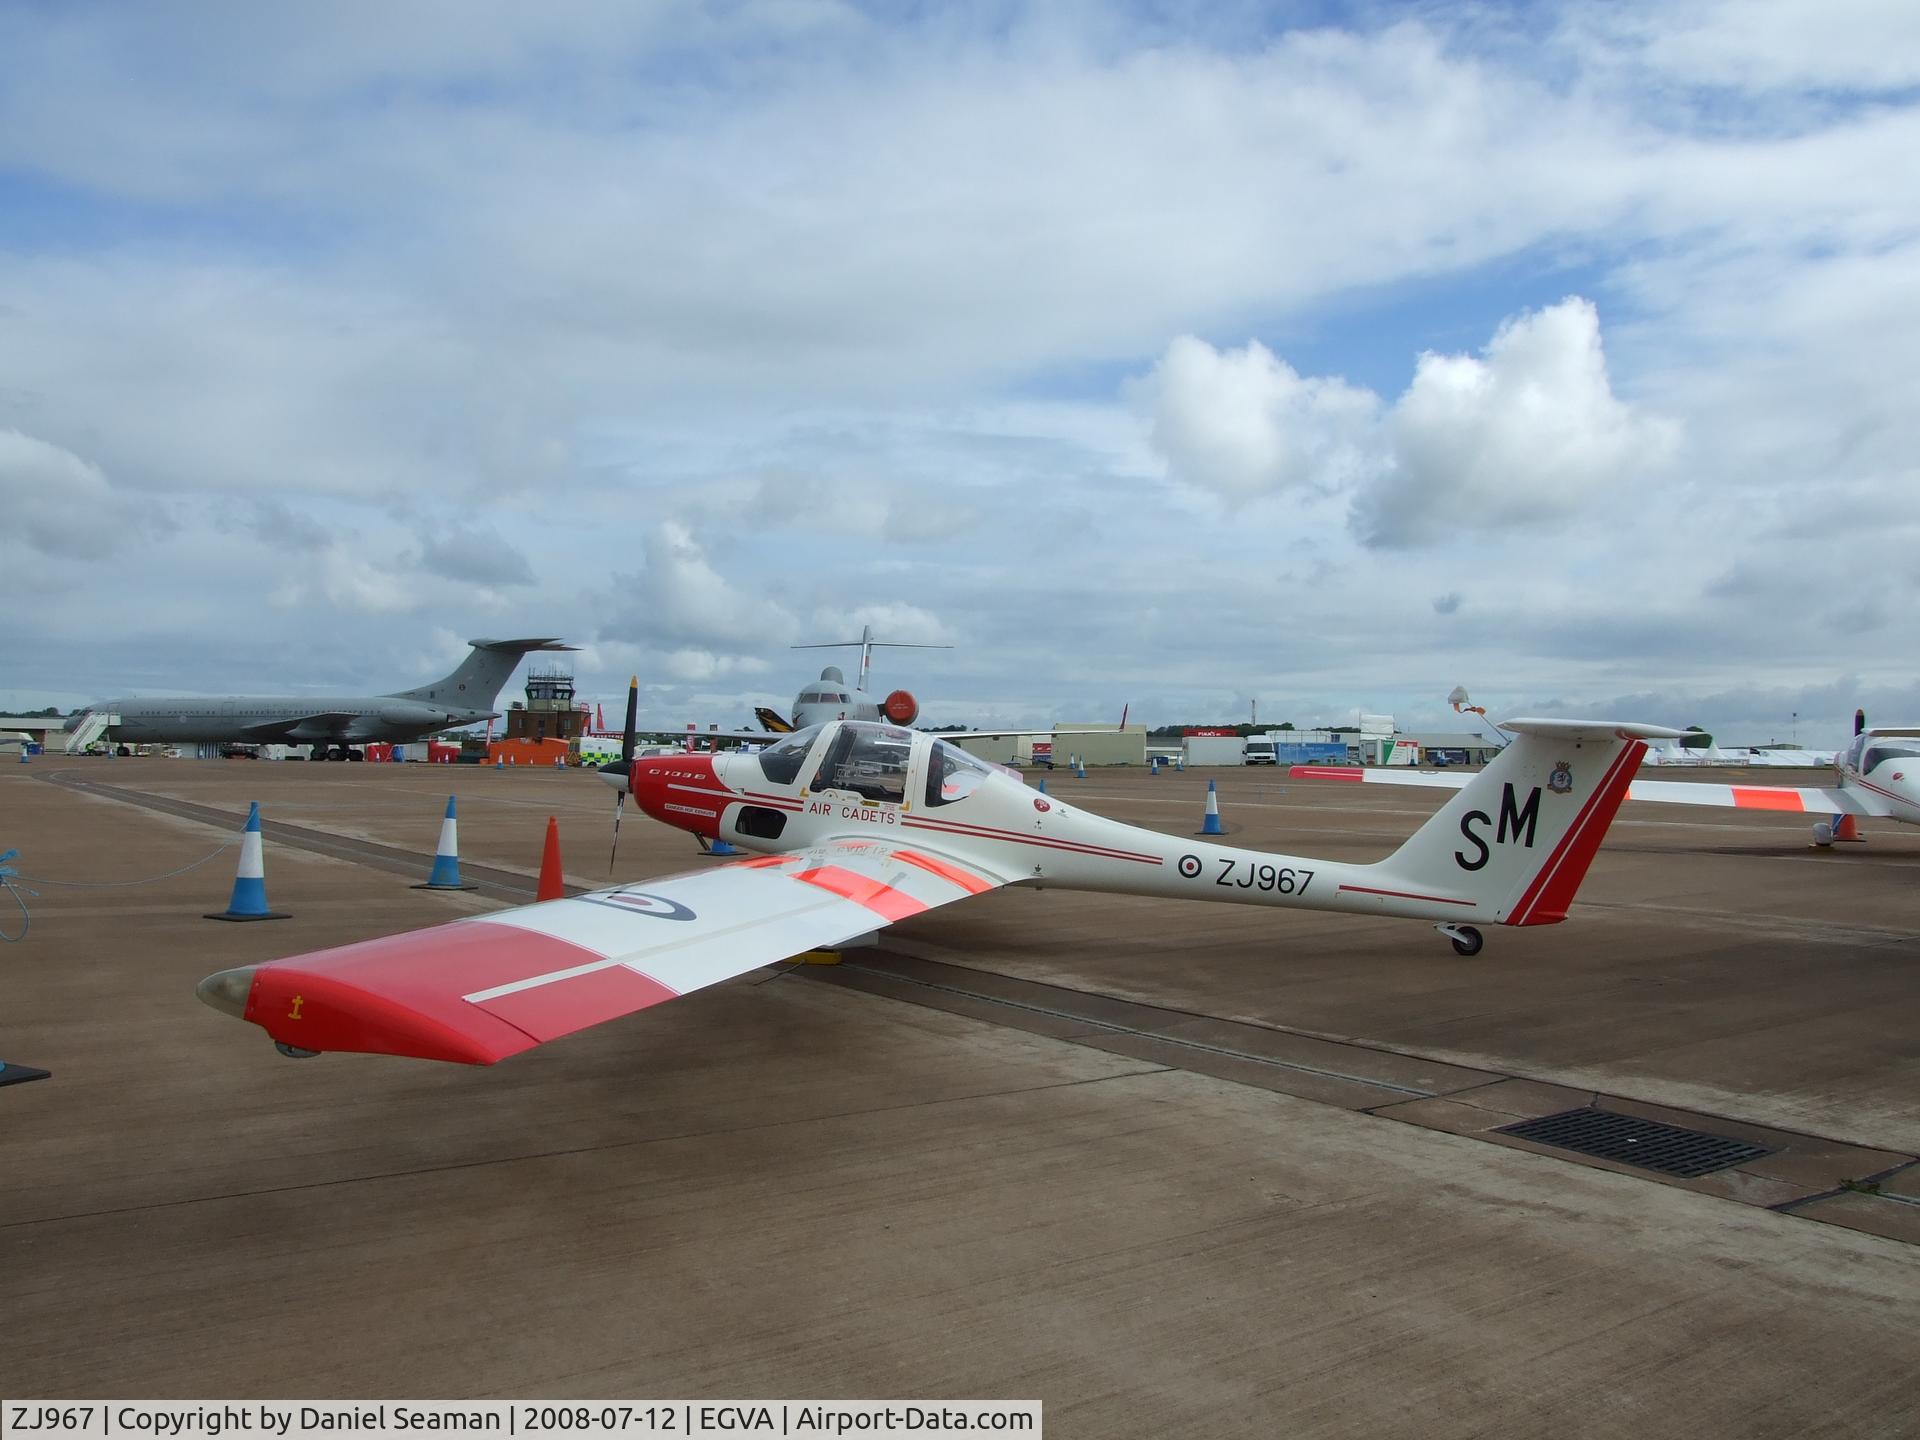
{"left": 196, "top": 714, "right": 1682, "bottom": 1065}
{"left": 1294, "top": 722, "right": 1920, "bottom": 847}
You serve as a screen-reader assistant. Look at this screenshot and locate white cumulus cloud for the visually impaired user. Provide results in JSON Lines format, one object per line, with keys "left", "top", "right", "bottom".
{"left": 1143, "top": 336, "right": 1381, "bottom": 502}
{"left": 0, "top": 429, "right": 152, "bottom": 557}
{"left": 603, "top": 520, "right": 799, "bottom": 653}
{"left": 1358, "top": 297, "right": 1678, "bottom": 545}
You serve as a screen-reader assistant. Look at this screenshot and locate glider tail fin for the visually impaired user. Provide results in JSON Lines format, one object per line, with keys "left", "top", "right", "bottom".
{"left": 1374, "top": 719, "right": 1680, "bottom": 926}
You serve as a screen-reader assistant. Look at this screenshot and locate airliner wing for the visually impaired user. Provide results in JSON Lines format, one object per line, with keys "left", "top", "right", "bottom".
{"left": 196, "top": 838, "right": 1010, "bottom": 1065}
{"left": 1289, "top": 766, "right": 1884, "bottom": 817}
{"left": 240, "top": 712, "right": 359, "bottom": 742}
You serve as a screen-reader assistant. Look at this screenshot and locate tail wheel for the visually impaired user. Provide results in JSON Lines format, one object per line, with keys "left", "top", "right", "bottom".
{"left": 1813, "top": 822, "right": 1834, "bottom": 846}
{"left": 1449, "top": 925, "right": 1484, "bottom": 957}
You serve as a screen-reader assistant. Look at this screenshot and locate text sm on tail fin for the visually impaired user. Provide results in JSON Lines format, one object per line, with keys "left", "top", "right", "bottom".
{"left": 1374, "top": 718, "right": 1686, "bottom": 927}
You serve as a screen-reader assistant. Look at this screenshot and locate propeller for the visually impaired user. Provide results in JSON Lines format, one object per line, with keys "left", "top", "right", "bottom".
{"left": 608, "top": 675, "right": 638, "bottom": 873}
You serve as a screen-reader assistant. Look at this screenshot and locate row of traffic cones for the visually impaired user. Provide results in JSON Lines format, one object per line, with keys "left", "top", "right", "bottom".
{"left": 203, "top": 796, "right": 581, "bottom": 919}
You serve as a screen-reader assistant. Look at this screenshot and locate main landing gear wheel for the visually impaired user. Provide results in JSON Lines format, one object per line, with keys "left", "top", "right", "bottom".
{"left": 1435, "top": 923, "right": 1484, "bottom": 957}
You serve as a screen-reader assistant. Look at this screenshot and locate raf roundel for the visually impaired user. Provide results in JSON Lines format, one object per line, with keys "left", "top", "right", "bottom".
{"left": 585, "top": 891, "right": 698, "bottom": 922}
{"left": 1177, "top": 854, "right": 1203, "bottom": 879}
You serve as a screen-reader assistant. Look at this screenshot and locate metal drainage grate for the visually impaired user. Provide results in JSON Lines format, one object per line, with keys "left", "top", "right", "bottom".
{"left": 1496, "top": 1107, "right": 1772, "bottom": 1178}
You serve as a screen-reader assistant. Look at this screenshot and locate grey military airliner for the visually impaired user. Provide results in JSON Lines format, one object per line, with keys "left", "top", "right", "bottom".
{"left": 86, "top": 637, "right": 574, "bottom": 760}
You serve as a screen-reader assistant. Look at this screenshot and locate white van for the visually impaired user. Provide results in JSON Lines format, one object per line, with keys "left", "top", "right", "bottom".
{"left": 1243, "top": 739, "right": 1277, "bottom": 765}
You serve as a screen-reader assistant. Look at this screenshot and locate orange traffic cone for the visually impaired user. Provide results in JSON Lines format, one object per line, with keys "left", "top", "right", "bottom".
{"left": 537, "top": 815, "right": 565, "bottom": 900}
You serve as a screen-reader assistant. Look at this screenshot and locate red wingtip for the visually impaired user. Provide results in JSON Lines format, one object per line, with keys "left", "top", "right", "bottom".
{"left": 1290, "top": 765, "right": 1363, "bottom": 782}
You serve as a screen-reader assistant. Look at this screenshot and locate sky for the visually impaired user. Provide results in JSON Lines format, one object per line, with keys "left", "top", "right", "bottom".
{"left": 1, "top": 0, "right": 1916, "bottom": 744}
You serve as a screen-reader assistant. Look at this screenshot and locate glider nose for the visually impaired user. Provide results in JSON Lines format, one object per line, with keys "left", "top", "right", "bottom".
{"left": 197, "top": 965, "right": 256, "bottom": 1021}
{"left": 629, "top": 755, "right": 674, "bottom": 821}
{"left": 630, "top": 753, "right": 721, "bottom": 837}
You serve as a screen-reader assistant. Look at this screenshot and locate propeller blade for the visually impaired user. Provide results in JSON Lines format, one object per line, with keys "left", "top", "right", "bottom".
{"left": 608, "top": 791, "right": 625, "bottom": 873}
{"left": 620, "top": 675, "right": 639, "bottom": 766}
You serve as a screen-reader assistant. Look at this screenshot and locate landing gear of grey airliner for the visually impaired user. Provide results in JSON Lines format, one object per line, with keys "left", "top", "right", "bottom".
{"left": 1436, "top": 922, "right": 1483, "bottom": 957}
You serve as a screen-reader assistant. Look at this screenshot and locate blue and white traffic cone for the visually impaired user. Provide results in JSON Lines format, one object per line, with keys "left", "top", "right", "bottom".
{"left": 494, "top": 755, "right": 504, "bottom": 769}
{"left": 0, "top": 1057, "right": 51, "bottom": 1087}
{"left": 414, "top": 795, "right": 477, "bottom": 891}
{"left": 709, "top": 836, "right": 739, "bottom": 856}
{"left": 205, "top": 802, "right": 291, "bottom": 921}
{"left": 15, "top": 746, "right": 26, "bottom": 764}
{"left": 1037, "top": 777, "right": 1048, "bottom": 794}
{"left": 1076, "top": 758, "right": 1086, "bottom": 779}
{"left": 1198, "top": 779, "right": 1225, "bottom": 836}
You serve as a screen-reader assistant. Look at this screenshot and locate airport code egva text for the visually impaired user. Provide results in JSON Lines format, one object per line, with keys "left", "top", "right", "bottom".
{"left": 1, "top": 1403, "right": 1041, "bottom": 1439}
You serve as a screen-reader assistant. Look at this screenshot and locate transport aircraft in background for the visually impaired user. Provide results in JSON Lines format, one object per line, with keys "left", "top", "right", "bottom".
{"left": 1294, "top": 710, "right": 1918, "bottom": 847}
{"left": 73, "top": 639, "right": 574, "bottom": 760}
{"left": 195, "top": 712, "right": 1684, "bottom": 1064}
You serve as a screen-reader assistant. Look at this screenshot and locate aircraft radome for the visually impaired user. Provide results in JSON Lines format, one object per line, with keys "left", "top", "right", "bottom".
{"left": 196, "top": 714, "right": 1682, "bottom": 1065}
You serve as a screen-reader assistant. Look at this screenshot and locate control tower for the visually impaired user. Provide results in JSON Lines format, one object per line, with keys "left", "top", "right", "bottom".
{"left": 506, "top": 663, "right": 586, "bottom": 743}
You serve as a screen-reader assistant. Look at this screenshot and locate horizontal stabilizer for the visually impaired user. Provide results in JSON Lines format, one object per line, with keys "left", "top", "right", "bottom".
{"left": 467, "top": 637, "right": 578, "bottom": 653}
{"left": 1498, "top": 717, "right": 1689, "bottom": 742}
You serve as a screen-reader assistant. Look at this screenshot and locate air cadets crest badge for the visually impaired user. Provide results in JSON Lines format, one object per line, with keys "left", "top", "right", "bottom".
{"left": 1548, "top": 762, "right": 1574, "bottom": 795}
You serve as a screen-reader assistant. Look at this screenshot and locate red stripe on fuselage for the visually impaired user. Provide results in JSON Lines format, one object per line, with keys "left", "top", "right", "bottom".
{"left": 1290, "top": 766, "right": 1364, "bottom": 782}
{"left": 1337, "top": 883, "right": 1477, "bottom": 908}
{"left": 902, "top": 814, "right": 1163, "bottom": 865}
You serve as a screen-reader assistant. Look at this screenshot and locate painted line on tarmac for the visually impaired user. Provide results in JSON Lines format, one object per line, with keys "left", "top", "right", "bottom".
{"left": 34, "top": 771, "right": 566, "bottom": 903}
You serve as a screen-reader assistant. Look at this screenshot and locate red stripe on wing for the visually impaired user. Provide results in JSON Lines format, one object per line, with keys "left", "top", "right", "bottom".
{"left": 791, "top": 864, "right": 930, "bottom": 922}
{"left": 1731, "top": 787, "right": 1806, "bottom": 811}
{"left": 472, "top": 960, "right": 678, "bottom": 1044}
{"left": 891, "top": 849, "right": 996, "bottom": 895}
{"left": 246, "top": 921, "right": 605, "bottom": 1065}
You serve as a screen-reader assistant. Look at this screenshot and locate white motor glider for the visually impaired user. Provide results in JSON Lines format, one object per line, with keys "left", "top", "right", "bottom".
{"left": 1294, "top": 726, "right": 1920, "bottom": 847}
{"left": 197, "top": 715, "right": 1681, "bottom": 1065}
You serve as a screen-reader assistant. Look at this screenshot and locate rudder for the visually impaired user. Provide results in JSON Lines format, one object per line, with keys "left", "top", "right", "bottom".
{"left": 387, "top": 638, "right": 573, "bottom": 711}
{"left": 1372, "top": 719, "right": 1676, "bottom": 926}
